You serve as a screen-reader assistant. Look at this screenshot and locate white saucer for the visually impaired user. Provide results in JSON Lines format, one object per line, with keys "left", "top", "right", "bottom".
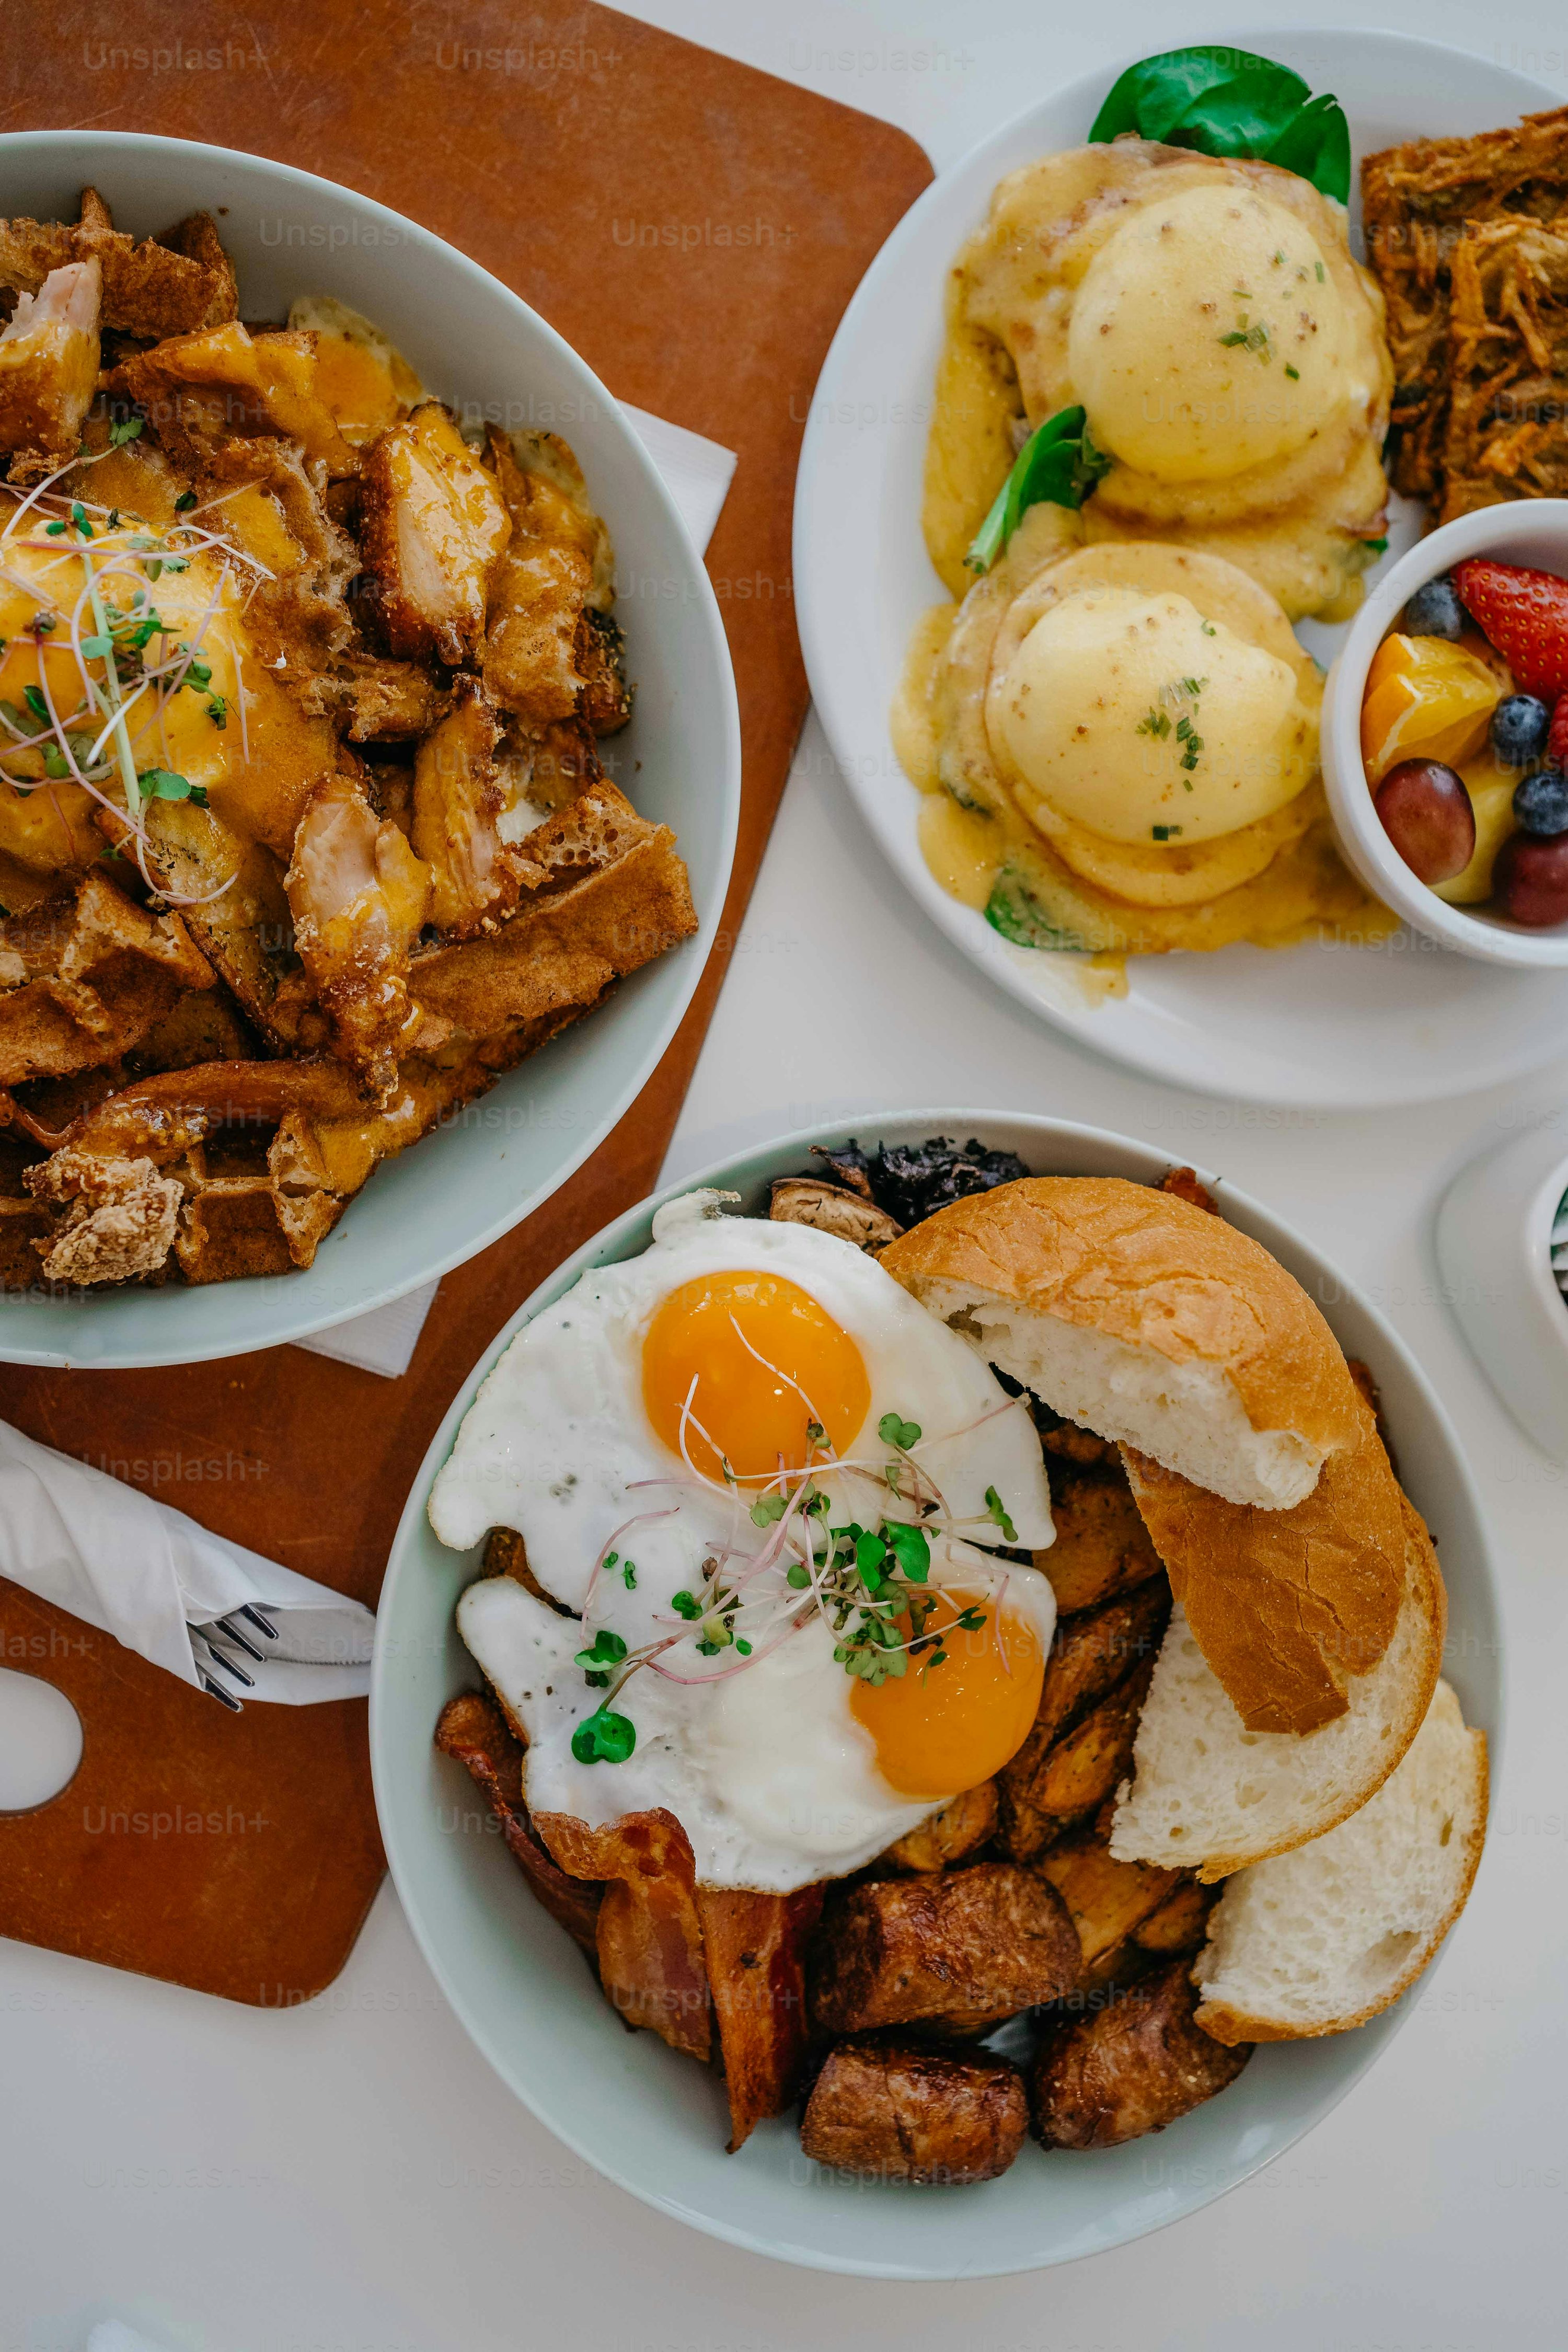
{"left": 793, "top": 31, "right": 1568, "bottom": 1106}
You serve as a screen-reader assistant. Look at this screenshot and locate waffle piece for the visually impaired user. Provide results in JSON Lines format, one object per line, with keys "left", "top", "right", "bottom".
{"left": 409, "top": 780, "right": 697, "bottom": 1040}
{"left": 1363, "top": 107, "right": 1568, "bottom": 505}
{"left": 0, "top": 872, "right": 213, "bottom": 1089}
{"left": 0, "top": 186, "right": 237, "bottom": 339}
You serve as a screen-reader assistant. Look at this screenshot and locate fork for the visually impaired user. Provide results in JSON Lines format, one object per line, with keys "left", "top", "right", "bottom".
{"left": 194, "top": 1604, "right": 279, "bottom": 1711}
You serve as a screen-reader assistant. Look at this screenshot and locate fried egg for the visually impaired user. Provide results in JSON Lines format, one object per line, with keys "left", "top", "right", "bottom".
{"left": 431, "top": 1190, "right": 1057, "bottom": 1890}
{"left": 924, "top": 142, "right": 1392, "bottom": 622}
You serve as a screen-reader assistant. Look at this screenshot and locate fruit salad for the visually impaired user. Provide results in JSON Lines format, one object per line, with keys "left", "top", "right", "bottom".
{"left": 1359, "top": 559, "right": 1568, "bottom": 928}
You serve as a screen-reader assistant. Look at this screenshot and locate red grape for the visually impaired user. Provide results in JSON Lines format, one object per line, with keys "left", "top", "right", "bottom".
{"left": 1494, "top": 831, "right": 1568, "bottom": 927}
{"left": 1373, "top": 759, "right": 1476, "bottom": 884}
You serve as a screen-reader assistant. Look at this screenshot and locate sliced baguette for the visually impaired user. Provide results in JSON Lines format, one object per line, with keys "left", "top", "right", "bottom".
{"left": 1194, "top": 1679, "right": 1487, "bottom": 2042}
{"left": 1109, "top": 1498, "right": 1445, "bottom": 1882}
{"left": 879, "top": 1177, "right": 1365, "bottom": 1511}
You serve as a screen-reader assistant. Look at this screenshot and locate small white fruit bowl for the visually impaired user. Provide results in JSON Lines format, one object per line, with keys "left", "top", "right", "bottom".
{"left": 1321, "top": 500, "right": 1568, "bottom": 968}
{"left": 1435, "top": 1125, "right": 1568, "bottom": 1461}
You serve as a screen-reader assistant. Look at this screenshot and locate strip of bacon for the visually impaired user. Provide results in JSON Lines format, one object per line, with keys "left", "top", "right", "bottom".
{"left": 433, "top": 1693, "right": 602, "bottom": 1957}
{"left": 698, "top": 1886, "right": 825, "bottom": 2151}
{"left": 534, "top": 1808, "right": 713, "bottom": 2062}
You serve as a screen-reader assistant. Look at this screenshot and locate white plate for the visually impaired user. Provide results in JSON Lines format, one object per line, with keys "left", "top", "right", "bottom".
{"left": 0, "top": 131, "right": 740, "bottom": 1369}
{"left": 793, "top": 32, "right": 1568, "bottom": 1106}
{"left": 371, "top": 1111, "right": 1502, "bottom": 2277}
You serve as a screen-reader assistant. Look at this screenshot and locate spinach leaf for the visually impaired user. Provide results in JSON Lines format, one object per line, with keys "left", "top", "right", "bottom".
{"left": 964, "top": 405, "right": 1112, "bottom": 574}
{"left": 1264, "top": 90, "right": 1352, "bottom": 205}
{"left": 984, "top": 866, "right": 1089, "bottom": 952}
{"left": 1088, "top": 46, "right": 1349, "bottom": 205}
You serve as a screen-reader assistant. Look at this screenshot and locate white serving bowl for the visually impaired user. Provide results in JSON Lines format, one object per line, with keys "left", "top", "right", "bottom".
{"left": 0, "top": 131, "right": 740, "bottom": 1371}
{"left": 1436, "top": 1124, "right": 1568, "bottom": 1460}
{"left": 371, "top": 1110, "right": 1502, "bottom": 2279}
{"left": 1322, "top": 501, "right": 1568, "bottom": 967}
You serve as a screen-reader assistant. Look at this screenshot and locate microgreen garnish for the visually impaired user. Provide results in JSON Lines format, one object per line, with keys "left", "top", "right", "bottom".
{"left": 0, "top": 442, "right": 268, "bottom": 902}
{"left": 564, "top": 1385, "right": 1039, "bottom": 1759}
{"left": 984, "top": 1486, "right": 1017, "bottom": 1542}
{"left": 570, "top": 1707, "right": 636, "bottom": 1765}
{"left": 574, "top": 1628, "right": 628, "bottom": 1689}
{"left": 965, "top": 405, "right": 1113, "bottom": 573}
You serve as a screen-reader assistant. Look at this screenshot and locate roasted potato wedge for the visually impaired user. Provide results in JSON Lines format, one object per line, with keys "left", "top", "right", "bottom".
{"left": 811, "top": 1862, "right": 1082, "bottom": 2035}
{"left": 1031, "top": 1958, "right": 1252, "bottom": 2150}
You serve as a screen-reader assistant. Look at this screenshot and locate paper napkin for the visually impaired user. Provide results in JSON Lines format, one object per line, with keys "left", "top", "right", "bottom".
{"left": 0, "top": 1417, "right": 374, "bottom": 1703}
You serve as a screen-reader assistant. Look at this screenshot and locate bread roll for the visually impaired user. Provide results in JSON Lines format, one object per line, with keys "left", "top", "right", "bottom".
{"left": 1109, "top": 1496, "right": 1445, "bottom": 1880}
{"left": 880, "top": 1177, "right": 1364, "bottom": 1511}
{"left": 1194, "top": 1680, "right": 1487, "bottom": 2040}
{"left": 1120, "top": 1393, "right": 1406, "bottom": 1735}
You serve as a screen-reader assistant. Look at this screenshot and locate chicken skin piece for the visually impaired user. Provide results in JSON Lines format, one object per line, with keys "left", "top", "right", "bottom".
{"left": 360, "top": 403, "right": 511, "bottom": 663}
{"left": 412, "top": 677, "right": 544, "bottom": 937}
{"left": 0, "top": 258, "right": 100, "bottom": 479}
{"left": 285, "top": 767, "right": 432, "bottom": 1101}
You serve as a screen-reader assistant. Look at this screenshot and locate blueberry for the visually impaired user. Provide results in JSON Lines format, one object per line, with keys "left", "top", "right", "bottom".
{"left": 1491, "top": 694, "right": 1552, "bottom": 767}
{"left": 1513, "top": 768, "right": 1568, "bottom": 837}
{"left": 1402, "top": 574, "right": 1466, "bottom": 640}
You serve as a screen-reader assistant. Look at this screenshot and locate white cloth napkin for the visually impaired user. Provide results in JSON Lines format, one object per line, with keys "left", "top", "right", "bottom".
{"left": 293, "top": 401, "right": 737, "bottom": 1384}
{"left": 0, "top": 1418, "right": 374, "bottom": 1704}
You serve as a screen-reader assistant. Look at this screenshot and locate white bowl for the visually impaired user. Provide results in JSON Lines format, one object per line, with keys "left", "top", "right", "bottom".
{"left": 370, "top": 1110, "right": 1502, "bottom": 2279}
{"left": 1435, "top": 1124, "right": 1568, "bottom": 1459}
{"left": 793, "top": 29, "right": 1568, "bottom": 1105}
{"left": 1322, "top": 501, "right": 1568, "bottom": 966}
{"left": 0, "top": 131, "right": 741, "bottom": 1371}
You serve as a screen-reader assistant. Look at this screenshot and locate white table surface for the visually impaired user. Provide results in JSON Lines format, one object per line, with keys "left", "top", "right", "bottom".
{"left": 6, "top": 5, "right": 1568, "bottom": 2345}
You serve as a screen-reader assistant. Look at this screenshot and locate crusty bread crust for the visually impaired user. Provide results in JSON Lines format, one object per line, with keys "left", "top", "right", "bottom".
{"left": 1195, "top": 1724, "right": 1488, "bottom": 2043}
{"left": 1196, "top": 1496, "right": 1447, "bottom": 1880}
{"left": 1121, "top": 1397, "right": 1407, "bottom": 1737}
{"left": 880, "top": 1177, "right": 1365, "bottom": 1465}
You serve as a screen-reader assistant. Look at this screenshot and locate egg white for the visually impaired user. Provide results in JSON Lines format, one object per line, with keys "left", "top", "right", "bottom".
{"left": 431, "top": 1189, "right": 1059, "bottom": 1889}
{"left": 458, "top": 1530, "right": 1056, "bottom": 1891}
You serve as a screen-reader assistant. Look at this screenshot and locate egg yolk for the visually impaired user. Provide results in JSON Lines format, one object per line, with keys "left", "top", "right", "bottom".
{"left": 852, "top": 1587, "right": 1045, "bottom": 1799}
{"left": 641, "top": 1270, "right": 870, "bottom": 1483}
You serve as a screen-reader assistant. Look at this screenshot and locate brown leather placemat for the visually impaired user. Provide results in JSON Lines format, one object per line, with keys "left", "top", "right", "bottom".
{"left": 0, "top": 1, "right": 931, "bottom": 2003}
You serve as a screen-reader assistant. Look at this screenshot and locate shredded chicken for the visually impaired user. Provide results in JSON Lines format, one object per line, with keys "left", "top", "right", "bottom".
{"left": 285, "top": 768, "right": 432, "bottom": 1100}
{"left": 1364, "top": 106, "right": 1568, "bottom": 513}
{"left": 359, "top": 403, "right": 511, "bottom": 662}
{"left": 0, "top": 257, "right": 100, "bottom": 479}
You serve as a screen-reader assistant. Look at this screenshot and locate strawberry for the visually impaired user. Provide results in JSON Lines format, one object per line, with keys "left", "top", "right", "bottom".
{"left": 1452, "top": 559, "right": 1568, "bottom": 700}
{"left": 1549, "top": 693, "right": 1568, "bottom": 774}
